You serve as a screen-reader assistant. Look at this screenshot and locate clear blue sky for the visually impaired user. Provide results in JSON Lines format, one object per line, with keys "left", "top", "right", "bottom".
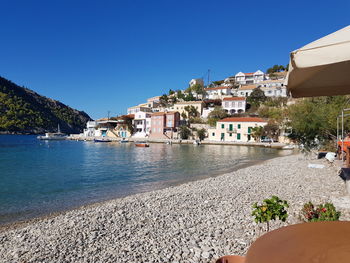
{"left": 0, "top": 0, "right": 349, "bottom": 119}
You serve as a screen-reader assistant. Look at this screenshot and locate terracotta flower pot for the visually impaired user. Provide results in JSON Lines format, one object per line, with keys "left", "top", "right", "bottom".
{"left": 215, "top": 255, "right": 246, "bottom": 263}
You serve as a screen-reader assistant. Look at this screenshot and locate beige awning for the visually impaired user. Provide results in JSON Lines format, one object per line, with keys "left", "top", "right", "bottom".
{"left": 286, "top": 25, "right": 350, "bottom": 98}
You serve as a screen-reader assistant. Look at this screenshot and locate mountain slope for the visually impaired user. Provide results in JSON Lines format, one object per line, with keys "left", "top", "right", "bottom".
{"left": 0, "top": 76, "right": 91, "bottom": 134}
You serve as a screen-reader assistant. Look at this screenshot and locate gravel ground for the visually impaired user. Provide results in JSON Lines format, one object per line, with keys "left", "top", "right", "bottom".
{"left": 0, "top": 153, "right": 349, "bottom": 263}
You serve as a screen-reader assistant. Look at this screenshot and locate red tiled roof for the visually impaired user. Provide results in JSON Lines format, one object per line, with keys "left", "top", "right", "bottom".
{"left": 220, "top": 117, "right": 267, "bottom": 123}
{"left": 204, "top": 86, "right": 230, "bottom": 91}
{"left": 222, "top": 97, "right": 246, "bottom": 101}
{"left": 244, "top": 72, "right": 254, "bottom": 75}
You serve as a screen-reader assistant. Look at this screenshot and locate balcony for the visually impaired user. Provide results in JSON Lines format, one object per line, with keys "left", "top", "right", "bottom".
{"left": 226, "top": 128, "right": 237, "bottom": 133}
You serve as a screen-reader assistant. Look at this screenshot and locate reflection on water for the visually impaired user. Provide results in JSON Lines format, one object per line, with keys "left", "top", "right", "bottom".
{"left": 0, "top": 135, "right": 290, "bottom": 225}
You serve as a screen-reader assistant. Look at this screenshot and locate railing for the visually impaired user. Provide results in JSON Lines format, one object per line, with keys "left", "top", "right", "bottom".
{"left": 226, "top": 128, "right": 237, "bottom": 133}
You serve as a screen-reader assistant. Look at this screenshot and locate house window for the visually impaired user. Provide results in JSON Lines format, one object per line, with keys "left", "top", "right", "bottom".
{"left": 229, "top": 124, "right": 233, "bottom": 131}
{"left": 238, "top": 124, "right": 241, "bottom": 129}
{"left": 238, "top": 102, "right": 242, "bottom": 107}
{"left": 229, "top": 133, "right": 232, "bottom": 137}
{"left": 221, "top": 124, "right": 225, "bottom": 129}
{"left": 237, "top": 133, "right": 241, "bottom": 140}
{"left": 212, "top": 132, "right": 215, "bottom": 136}
{"left": 248, "top": 127, "right": 252, "bottom": 134}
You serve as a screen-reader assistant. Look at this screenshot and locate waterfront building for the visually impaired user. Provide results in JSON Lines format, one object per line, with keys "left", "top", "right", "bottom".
{"left": 172, "top": 101, "right": 205, "bottom": 119}
{"left": 235, "top": 70, "right": 265, "bottom": 85}
{"left": 149, "top": 111, "right": 180, "bottom": 139}
{"left": 222, "top": 97, "right": 246, "bottom": 114}
{"left": 208, "top": 117, "right": 267, "bottom": 142}
{"left": 114, "top": 114, "right": 134, "bottom": 138}
{"left": 133, "top": 112, "right": 152, "bottom": 138}
{"left": 204, "top": 86, "right": 232, "bottom": 100}
{"left": 83, "top": 121, "right": 98, "bottom": 137}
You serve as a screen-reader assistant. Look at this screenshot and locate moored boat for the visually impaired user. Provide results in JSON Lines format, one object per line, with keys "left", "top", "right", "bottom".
{"left": 135, "top": 141, "right": 149, "bottom": 147}
{"left": 120, "top": 138, "right": 129, "bottom": 143}
{"left": 94, "top": 138, "right": 112, "bottom": 142}
{"left": 37, "top": 124, "right": 67, "bottom": 140}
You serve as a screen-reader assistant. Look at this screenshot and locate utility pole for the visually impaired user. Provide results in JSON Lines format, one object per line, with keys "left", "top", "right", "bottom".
{"left": 107, "top": 110, "right": 110, "bottom": 120}
{"left": 207, "top": 69, "right": 210, "bottom": 86}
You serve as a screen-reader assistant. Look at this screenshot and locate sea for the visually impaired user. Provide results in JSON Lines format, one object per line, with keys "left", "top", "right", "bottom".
{"left": 0, "top": 135, "right": 290, "bottom": 225}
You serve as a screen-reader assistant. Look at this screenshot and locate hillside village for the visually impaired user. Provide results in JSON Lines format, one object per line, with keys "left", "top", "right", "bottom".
{"left": 80, "top": 66, "right": 293, "bottom": 144}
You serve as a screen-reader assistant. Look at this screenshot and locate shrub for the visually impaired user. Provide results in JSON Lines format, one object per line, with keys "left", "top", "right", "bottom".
{"left": 252, "top": 196, "right": 289, "bottom": 232}
{"left": 301, "top": 202, "right": 341, "bottom": 222}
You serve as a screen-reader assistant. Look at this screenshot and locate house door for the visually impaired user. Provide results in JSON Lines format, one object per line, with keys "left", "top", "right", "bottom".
{"left": 248, "top": 135, "right": 251, "bottom": 141}
{"left": 221, "top": 133, "right": 225, "bottom": 141}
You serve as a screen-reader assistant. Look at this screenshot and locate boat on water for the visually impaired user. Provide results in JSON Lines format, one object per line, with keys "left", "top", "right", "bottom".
{"left": 282, "top": 145, "right": 295, "bottom": 150}
{"left": 135, "top": 141, "right": 149, "bottom": 147}
{"left": 193, "top": 140, "right": 201, "bottom": 145}
{"left": 37, "top": 124, "right": 67, "bottom": 140}
{"left": 94, "top": 137, "right": 112, "bottom": 142}
{"left": 120, "top": 138, "right": 129, "bottom": 143}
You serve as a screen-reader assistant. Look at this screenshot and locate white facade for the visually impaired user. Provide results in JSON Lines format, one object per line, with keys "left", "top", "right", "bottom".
{"left": 257, "top": 80, "right": 288, "bottom": 97}
{"left": 222, "top": 97, "right": 246, "bottom": 114}
{"left": 133, "top": 112, "right": 152, "bottom": 138}
{"left": 237, "top": 85, "right": 256, "bottom": 97}
{"left": 127, "top": 105, "right": 153, "bottom": 115}
{"left": 83, "top": 121, "right": 98, "bottom": 137}
{"left": 204, "top": 86, "right": 232, "bottom": 99}
{"left": 208, "top": 117, "right": 267, "bottom": 142}
{"left": 235, "top": 70, "right": 265, "bottom": 85}
{"left": 189, "top": 78, "right": 204, "bottom": 87}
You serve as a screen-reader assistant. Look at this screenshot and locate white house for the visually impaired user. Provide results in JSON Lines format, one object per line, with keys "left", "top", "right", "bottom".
{"left": 257, "top": 79, "right": 288, "bottom": 97}
{"left": 222, "top": 97, "right": 246, "bottom": 114}
{"left": 83, "top": 121, "right": 98, "bottom": 137}
{"left": 127, "top": 105, "right": 153, "bottom": 115}
{"left": 133, "top": 112, "right": 152, "bottom": 138}
{"left": 204, "top": 86, "right": 232, "bottom": 99}
{"left": 208, "top": 117, "right": 267, "bottom": 142}
{"left": 235, "top": 70, "right": 265, "bottom": 85}
{"left": 237, "top": 85, "right": 257, "bottom": 97}
{"left": 189, "top": 78, "right": 204, "bottom": 87}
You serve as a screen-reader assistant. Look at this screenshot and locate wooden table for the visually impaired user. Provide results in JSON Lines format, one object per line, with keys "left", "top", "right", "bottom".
{"left": 245, "top": 221, "right": 350, "bottom": 263}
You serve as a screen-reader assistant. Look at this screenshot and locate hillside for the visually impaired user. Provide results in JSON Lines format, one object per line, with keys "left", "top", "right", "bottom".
{"left": 0, "top": 76, "right": 91, "bottom": 134}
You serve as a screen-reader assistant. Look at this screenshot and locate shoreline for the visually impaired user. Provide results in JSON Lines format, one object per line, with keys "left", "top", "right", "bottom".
{"left": 1, "top": 153, "right": 349, "bottom": 262}
{"left": 0, "top": 152, "right": 284, "bottom": 232}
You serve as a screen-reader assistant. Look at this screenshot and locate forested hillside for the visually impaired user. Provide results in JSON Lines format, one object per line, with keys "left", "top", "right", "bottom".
{"left": 0, "top": 76, "right": 91, "bottom": 134}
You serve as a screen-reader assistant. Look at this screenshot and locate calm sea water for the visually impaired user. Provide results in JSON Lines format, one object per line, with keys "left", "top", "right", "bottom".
{"left": 0, "top": 135, "right": 289, "bottom": 225}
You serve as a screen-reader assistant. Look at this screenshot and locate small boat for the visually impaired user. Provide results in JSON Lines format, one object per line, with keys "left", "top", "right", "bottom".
{"left": 282, "top": 145, "right": 295, "bottom": 150}
{"left": 193, "top": 140, "right": 201, "bottom": 145}
{"left": 165, "top": 141, "right": 172, "bottom": 145}
{"left": 135, "top": 141, "right": 150, "bottom": 147}
{"left": 37, "top": 124, "right": 67, "bottom": 140}
{"left": 94, "top": 137, "right": 112, "bottom": 142}
{"left": 120, "top": 138, "right": 129, "bottom": 143}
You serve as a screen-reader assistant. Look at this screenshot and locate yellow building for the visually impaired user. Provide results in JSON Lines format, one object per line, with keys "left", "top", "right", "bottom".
{"left": 172, "top": 101, "right": 204, "bottom": 119}
{"left": 208, "top": 117, "right": 267, "bottom": 142}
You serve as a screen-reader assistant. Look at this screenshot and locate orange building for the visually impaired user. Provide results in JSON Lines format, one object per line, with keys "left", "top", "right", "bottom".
{"left": 150, "top": 111, "right": 180, "bottom": 139}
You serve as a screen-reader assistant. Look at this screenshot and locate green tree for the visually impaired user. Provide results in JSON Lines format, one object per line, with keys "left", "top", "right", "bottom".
{"left": 159, "top": 94, "right": 169, "bottom": 107}
{"left": 263, "top": 121, "right": 280, "bottom": 142}
{"left": 184, "top": 105, "right": 199, "bottom": 118}
{"left": 178, "top": 125, "right": 191, "bottom": 139}
{"left": 176, "top": 90, "right": 185, "bottom": 100}
{"left": 184, "top": 92, "right": 195, "bottom": 101}
{"left": 247, "top": 87, "right": 267, "bottom": 108}
{"left": 196, "top": 128, "right": 206, "bottom": 141}
{"left": 168, "top": 89, "right": 175, "bottom": 95}
{"left": 251, "top": 126, "right": 264, "bottom": 142}
{"left": 181, "top": 112, "right": 187, "bottom": 120}
{"left": 207, "top": 106, "right": 228, "bottom": 127}
{"left": 287, "top": 96, "right": 350, "bottom": 151}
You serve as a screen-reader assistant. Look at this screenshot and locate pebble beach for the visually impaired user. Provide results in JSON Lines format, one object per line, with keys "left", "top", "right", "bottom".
{"left": 1, "top": 153, "right": 349, "bottom": 263}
